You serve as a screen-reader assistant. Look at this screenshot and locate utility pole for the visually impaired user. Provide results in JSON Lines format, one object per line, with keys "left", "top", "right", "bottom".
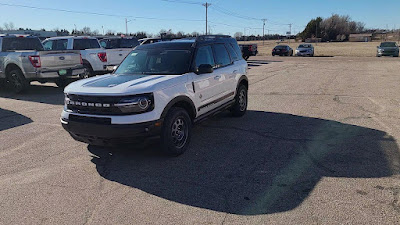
{"left": 262, "top": 19, "right": 267, "bottom": 45}
{"left": 288, "top": 23, "right": 292, "bottom": 44}
{"left": 203, "top": 2, "right": 211, "bottom": 35}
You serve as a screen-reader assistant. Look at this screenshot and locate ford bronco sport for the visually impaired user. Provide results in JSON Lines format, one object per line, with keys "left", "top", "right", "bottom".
{"left": 61, "top": 35, "right": 248, "bottom": 156}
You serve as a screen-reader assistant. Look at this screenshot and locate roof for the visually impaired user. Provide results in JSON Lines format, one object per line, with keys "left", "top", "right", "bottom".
{"left": 349, "top": 33, "right": 373, "bottom": 38}
{"left": 45, "top": 36, "right": 98, "bottom": 40}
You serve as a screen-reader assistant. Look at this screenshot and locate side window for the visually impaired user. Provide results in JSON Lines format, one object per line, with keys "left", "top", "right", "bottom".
{"left": 213, "top": 44, "right": 231, "bottom": 67}
{"left": 54, "top": 39, "right": 68, "bottom": 50}
{"left": 194, "top": 45, "right": 215, "bottom": 68}
{"left": 43, "top": 40, "right": 53, "bottom": 50}
{"left": 99, "top": 40, "right": 107, "bottom": 48}
{"left": 230, "top": 42, "right": 243, "bottom": 59}
{"left": 225, "top": 43, "right": 239, "bottom": 61}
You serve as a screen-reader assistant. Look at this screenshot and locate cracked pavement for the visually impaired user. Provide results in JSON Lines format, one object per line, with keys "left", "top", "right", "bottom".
{"left": 0, "top": 56, "right": 400, "bottom": 224}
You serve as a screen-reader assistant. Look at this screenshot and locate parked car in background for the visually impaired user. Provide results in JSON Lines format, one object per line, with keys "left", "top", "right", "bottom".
{"left": 43, "top": 36, "right": 108, "bottom": 77}
{"left": 239, "top": 43, "right": 258, "bottom": 60}
{"left": 376, "top": 42, "right": 399, "bottom": 57}
{"left": 272, "top": 45, "right": 293, "bottom": 56}
{"left": 99, "top": 37, "right": 140, "bottom": 71}
{"left": 0, "top": 35, "right": 84, "bottom": 93}
{"left": 61, "top": 35, "right": 248, "bottom": 156}
{"left": 295, "top": 44, "right": 314, "bottom": 56}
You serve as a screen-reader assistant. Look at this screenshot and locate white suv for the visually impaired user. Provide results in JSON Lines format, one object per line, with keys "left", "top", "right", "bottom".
{"left": 61, "top": 35, "right": 248, "bottom": 155}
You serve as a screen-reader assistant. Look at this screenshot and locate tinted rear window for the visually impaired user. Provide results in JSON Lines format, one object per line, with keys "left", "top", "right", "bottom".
{"left": 120, "top": 39, "right": 140, "bottom": 48}
{"left": 275, "top": 46, "right": 287, "bottom": 49}
{"left": 225, "top": 43, "right": 239, "bottom": 61}
{"left": 73, "top": 39, "right": 100, "bottom": 50}
{"left": 2, "top": 37, "right": 44, "bottom": 51}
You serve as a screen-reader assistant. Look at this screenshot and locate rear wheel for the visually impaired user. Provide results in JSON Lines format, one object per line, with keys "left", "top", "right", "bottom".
{"left": 55, "top": 79, "right": 69, "bottom": 88}
{"left": 82, "top": 63, "right": 94, "bottom": 78}
{"left": 6, "top": 69, "right": 29, "bottom": 93}
{"left": 244, "top": 55, "right": 250, "bottom": 60}
{"left": 160, "top": 107, "right": 192, "bottom": 156}
{"left": 231, "top": 84, "right": 248, "bottom": 117}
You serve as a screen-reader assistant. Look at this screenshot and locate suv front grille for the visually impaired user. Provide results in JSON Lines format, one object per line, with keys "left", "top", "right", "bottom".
{"left": 66, "top": 94, "right": 128, "bottom": 115}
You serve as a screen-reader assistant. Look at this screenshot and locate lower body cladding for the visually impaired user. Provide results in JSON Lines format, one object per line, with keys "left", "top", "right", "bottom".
{"left": 61, "top": 114, "right": 162, "bottom": 146}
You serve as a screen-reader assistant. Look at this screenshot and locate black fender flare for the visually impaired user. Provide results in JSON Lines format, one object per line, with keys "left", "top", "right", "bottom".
{"left": 160, "top": 95, "right": 197, "bottom": 120}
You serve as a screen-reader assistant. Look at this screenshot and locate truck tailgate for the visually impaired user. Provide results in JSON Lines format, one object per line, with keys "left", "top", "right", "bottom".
{"left": 106, "top": 49, "right": 132, "bottom": 65}
{"left": 39, "top": 50, "right": 82, "bottom": 69}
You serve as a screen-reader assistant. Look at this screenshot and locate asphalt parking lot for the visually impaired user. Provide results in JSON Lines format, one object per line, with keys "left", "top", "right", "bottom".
{"left": 1, "top": 56, "right": 399, "bottom": 224}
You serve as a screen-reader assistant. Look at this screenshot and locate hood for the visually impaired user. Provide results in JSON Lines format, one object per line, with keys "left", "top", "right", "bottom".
{"left": 65, "top": 74, "right": 188, "bottom": 95}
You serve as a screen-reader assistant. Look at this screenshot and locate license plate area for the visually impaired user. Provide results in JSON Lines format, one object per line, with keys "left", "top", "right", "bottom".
{"left": 58, "top": 69, "right": 67, "bottom": 76}
{"left": 69, "top": 115, "right": 111, "bottom": 125}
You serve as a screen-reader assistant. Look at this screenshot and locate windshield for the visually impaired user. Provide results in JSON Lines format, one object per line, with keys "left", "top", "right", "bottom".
{"left": 115, "top": 49, "right": 192, "bottom": 75}
{"left": 2, "top": 37, "right": 44, "bottom": 51}
{"left": 380, "top": 42, "right": 397, "bottom": 47}
{"left": 298, "top": 44, "right": 312, "bottom": 48}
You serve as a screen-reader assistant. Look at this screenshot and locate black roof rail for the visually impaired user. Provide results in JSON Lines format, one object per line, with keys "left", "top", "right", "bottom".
{"left": 195, "top": 35, "right": 232, "bottom": 42}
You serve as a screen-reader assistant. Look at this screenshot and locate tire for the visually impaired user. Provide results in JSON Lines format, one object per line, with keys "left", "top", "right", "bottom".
{"left": 6, "top": 69, "right": 29, "bottom": 93}
{"left": 231, "top": 84, "right": 248, "bottom": 117}
{"left": 55, "top": 79, "right": 69, "bottom": 88}
{"left": 244, "top": 55, "right": 250, "bottom": 60}
{"left": 83, "top": 63, "right": 94, "bottom": 78}
{"left": 160, "top": 107, "right": 192, "bottom": 156}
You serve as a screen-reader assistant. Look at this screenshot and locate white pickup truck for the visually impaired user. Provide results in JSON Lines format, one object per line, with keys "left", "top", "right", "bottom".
{"left": 0, "top": 35, "right": 85, "bottom": 92}
{"left": 43, "top": 36, "right": 108, "bottom": 77}
{"left": 99, "top": 37, "right": 140, "bottom": 71}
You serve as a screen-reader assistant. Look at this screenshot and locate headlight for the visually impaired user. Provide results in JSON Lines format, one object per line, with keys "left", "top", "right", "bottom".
{"left": 378, "top": 48, "right": 384, "bottom": 52}
{"left": 114, "top": 94, "right": 154, "bottom": 113}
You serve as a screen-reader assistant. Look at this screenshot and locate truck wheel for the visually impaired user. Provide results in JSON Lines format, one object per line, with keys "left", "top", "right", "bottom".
{"left": 55, "top": 79, "right": 69, "bottom": 88}
{"left": 160, "top": 107, "right": 192, "bottom": 156}
{"left": 83, "top": 64, "right": 94, "bottom": 78}
{"left": 231, "top": 84, "right": 248, "bottom": 117}
{"left": 7, "top": 69, "right": 29, "bottom": 93}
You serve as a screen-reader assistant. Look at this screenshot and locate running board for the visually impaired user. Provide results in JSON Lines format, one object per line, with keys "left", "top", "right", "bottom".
{"left": 194, "top": 100, "right": 235, "bottom": 124}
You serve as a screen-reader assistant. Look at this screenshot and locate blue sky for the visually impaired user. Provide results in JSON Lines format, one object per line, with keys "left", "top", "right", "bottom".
{"left": 0, "top": 0, "right": 399, "bottom": 35}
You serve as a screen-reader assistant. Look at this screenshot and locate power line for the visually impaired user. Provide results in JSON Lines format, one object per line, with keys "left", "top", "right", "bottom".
{"left": 161, "top": 0, "right": 203, "bottom": 5}
{"left": 211, "top": 5, "right": 260, "bottom": 21}
{"left": 0, "top": 3, "right": 204, "bottom": 22}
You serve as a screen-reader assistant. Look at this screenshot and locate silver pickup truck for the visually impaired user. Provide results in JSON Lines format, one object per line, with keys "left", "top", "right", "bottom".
{"left": 0, "top": 35, "right": 85, "bottom": 93}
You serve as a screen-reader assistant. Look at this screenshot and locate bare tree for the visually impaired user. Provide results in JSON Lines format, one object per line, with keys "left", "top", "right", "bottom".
{"left": 234, "top": 32, "right": 243, "bottom": 39}
{"left": 81, "top": 26, "right": 91, "bottom": 35}
{"left": 4, "top": 22, "right": 15, "bottom": 30}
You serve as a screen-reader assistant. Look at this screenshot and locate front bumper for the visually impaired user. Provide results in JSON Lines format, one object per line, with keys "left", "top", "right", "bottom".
{"left": 296, "top": 51, "right": 313, "bottom": 56}
{"left": 61, "top": 115, "right": 162, "bottom": 146}
{"left": 377, "top": 51, "right": 399, "bottom": 56}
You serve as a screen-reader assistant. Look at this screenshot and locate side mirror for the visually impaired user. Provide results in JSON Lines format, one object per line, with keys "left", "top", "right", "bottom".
{"left": 196, "top": 64, "right": 213, "bottom": 74}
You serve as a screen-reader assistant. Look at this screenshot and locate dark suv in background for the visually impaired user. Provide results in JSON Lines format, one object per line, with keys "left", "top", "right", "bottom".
{"left": 377, "top": 42, "right": 399, "bottom": 57}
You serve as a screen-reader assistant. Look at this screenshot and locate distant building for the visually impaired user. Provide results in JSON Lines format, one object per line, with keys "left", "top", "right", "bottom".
{"left": 0, "top": 30, "right": 57, "bottom": 39}
{"left": 349, "top": 33, "right": 372, "bottom": 42}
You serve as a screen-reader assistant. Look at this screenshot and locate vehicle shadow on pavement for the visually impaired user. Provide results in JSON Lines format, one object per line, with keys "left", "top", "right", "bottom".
{"left": 0, "top": 108, "right": 32, "bottom": 131}
{"left": 0, "top": 83, "right": 64, "bottom": 105}
{"left": 87, "top": 110, "right": 400, "bottom": 215}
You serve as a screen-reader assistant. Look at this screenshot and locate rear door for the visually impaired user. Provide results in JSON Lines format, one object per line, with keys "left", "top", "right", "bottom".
{"left": 191, "top": 45, "right": 224, "bottom": 115}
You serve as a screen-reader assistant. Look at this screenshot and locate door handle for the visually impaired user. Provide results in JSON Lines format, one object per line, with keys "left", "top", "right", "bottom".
{"left": 214, "top": 75, "right": 221, "bottom": 80}
{"left": 233, "top": 70, "right": 238, "bottom": 74}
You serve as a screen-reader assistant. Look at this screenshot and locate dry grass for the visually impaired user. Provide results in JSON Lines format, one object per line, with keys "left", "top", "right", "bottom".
{"left": 238, "top": 40, "right": 395, "bottom": 57}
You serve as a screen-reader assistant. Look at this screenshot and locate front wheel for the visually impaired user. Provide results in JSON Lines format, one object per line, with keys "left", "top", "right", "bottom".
{"left": 231, "top": 84, "right": 248, "bottom": 117}
{"left": 160, "top": 107, "right": 192, "bottom": 156}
